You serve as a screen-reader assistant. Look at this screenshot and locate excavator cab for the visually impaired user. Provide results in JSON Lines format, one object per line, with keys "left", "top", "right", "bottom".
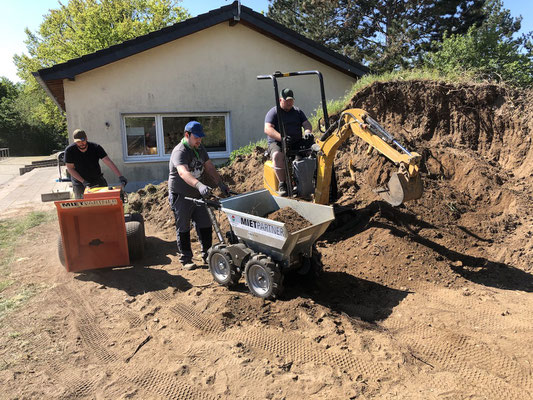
{"left": 257, "top": 71, "right": 423, "bottom": 206}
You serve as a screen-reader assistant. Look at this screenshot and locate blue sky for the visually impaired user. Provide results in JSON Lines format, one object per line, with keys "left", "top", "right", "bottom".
{"left": 1, "top": 0, "right": 531, "bottom": 83}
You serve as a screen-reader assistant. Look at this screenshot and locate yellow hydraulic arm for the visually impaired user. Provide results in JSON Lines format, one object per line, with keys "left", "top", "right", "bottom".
{"left": 314, "top": 108, "right": 423, "bottom": 206}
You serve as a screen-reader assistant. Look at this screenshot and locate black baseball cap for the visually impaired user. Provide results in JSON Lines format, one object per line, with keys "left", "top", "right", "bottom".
{"left": 281, "top": 88, "right": 294, "bottom": 100}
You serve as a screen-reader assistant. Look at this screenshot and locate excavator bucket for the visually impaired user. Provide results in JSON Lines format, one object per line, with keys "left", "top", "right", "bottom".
{"left": 374, "top": 171, "right": 423, "bottom": 206}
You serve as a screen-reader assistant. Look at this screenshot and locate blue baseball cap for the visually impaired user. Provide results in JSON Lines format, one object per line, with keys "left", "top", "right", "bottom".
{"left": 184, "top": 121, "right": 205, "bottom": 138}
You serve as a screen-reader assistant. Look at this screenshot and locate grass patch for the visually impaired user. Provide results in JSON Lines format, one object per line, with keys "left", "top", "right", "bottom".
{"left": 0, "top": 280, "right": 13, "bottom": 292}
{"left": 308, "top": 67, "right": 478, "bottom": 129}
{"left": 0, "top": 284, "right": 40, "bottom": 319}
{"left": 227, "top": 138, "right": 267, "bottom": 165}
{"left": 0, "top": 211, "right": 55, "bottom": 271}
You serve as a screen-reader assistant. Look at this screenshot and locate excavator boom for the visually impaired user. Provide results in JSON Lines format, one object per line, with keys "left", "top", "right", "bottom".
{"left": 314, "top": 108, "right": 423, "bottom": 206}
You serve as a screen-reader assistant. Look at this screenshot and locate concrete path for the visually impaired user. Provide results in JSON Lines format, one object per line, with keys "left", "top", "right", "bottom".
{"left": 0, "top": 156, "right": 53, "bottom": 186}
{"left": 0, "top": 160, "right": 72, "bottom": 219}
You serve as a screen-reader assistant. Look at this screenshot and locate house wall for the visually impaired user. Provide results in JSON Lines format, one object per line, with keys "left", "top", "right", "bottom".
{"left": 63, "top": 22, "right": 358, "bottom": 188}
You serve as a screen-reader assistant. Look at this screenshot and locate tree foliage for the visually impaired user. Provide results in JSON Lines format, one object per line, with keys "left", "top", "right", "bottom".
{"left": 0, "top": 77, "right": 66, "bottom": 155}
{"left": 424, "top": 0, "right": 533, "bottom": 87}
{"left": 12, "top": 0, "right": 189, "bottom": 150}
{"left": 267, "top": 0, "right": 486, "bottom": 73}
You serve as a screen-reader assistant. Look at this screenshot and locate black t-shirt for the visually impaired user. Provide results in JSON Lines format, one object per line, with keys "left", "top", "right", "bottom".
{"left": 265, "top": 106, "right": 308, "bottom": 145}
{"left": 64, "top": 142, "right": 107, "bottom": 183}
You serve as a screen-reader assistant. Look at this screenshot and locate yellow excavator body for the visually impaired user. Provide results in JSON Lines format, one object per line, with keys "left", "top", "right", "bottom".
{"left": 263, "top": 160, "right": 280, "bottom": 196}
{"left": 264, "top": 108, "right": 423, "bottom": 207}
{"left": 257, "top": 71, "right": 422, "bottom": 207}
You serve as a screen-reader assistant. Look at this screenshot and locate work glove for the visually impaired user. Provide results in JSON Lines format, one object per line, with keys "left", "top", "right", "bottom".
{"left": 119, "top": 175, "right": 128, "bottom": 186}
{"left": 284, "top": 135, "right": 295, "bottom": 147}
{"left": 82, "top": 181, "right": 91, "bottom": 188}
{"left": 195, "top": 182, "right": 212, "bottom": 198}
{"left": 303, "top": 132, "right": 315, "bottom": 141}
{"left": 218, "top": 182, "right": 231, "bottom": 197}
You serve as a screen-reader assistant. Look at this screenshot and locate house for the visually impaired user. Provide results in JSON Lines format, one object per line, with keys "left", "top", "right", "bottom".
{"left": 34, "top": 1, "right": 368, "bottom": 189}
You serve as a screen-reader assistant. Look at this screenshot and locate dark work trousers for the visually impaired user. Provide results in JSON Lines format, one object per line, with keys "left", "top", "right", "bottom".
{"left": 169, "top": 192, "right": 213, "bottom": 264}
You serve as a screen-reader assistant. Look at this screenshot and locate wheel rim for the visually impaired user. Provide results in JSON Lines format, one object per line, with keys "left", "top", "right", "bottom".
{"left": 247, "top": 263, "right": 270, "bottom": 296}
{"left": 211, "top": 252, "right": 230, "bottom": 281}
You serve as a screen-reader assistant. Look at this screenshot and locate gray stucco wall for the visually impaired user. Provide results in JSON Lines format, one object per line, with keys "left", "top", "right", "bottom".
{"left": 63, "top": 22, "right": 358, "bottom": 189}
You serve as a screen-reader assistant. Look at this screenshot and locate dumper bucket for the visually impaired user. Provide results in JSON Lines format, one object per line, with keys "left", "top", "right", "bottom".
{"left": 219, "top": 190, "right": 334, "bottom": 262}
{"left": 374, "top": 171, "right": 423, "bottom": 206}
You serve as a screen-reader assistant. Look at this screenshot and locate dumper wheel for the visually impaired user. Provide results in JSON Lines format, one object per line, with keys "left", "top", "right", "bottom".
{"left": 208, "top": 245, "right": 241, "bottom": 287}
{"left": 125, "top": 213, "right": 145, "bottom": 245}
{"left": 57, "top": 234, "right": 66, "bottom": 267}
{"left": 244, "top": 254, "right": 283, "bottom": 299}
{"left": 309, "top": 246, "right": 324, "bottom": 279}
{"left": 126, "top": 221, "right": 145, "bottom": 261}
{"left": 297, "top": 246, "right": 323, "bottom": 279}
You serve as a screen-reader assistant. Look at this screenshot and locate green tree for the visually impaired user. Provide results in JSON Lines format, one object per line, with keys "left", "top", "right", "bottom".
{"left": 13, "top": 0, "right": 189, "bottom": 136}
{"left": 0, "top": 77, "right": 65, "bottom": 155}
{"left": 267, "top": 0, "right": 486, "bottom": 73}
{"left": 425, "top": 0, "right": 533, "bottom": 87}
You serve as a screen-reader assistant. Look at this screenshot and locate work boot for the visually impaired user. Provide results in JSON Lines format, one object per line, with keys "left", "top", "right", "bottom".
{"left": 197, "top": 227, "right": 213, "bottom": 265}
{"left": 182, "top": 261, "right": 197, "bottom": 271}
{"left": 278, "top": 181, "right": 288, "bottom": 197}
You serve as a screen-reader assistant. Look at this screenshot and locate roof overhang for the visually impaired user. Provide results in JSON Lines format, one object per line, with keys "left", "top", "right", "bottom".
{"left": 33, "top": 1, "right": 369, "bottom": 111}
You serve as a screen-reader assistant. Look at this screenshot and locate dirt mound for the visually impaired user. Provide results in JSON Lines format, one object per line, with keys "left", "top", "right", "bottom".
{"left": 130, "top": 79, "right": 532, "bottom": 293}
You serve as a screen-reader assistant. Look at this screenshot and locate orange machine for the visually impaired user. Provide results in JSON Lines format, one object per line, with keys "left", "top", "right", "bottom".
{"left": 55, "top": 187, "right": 144, "bottom": 272}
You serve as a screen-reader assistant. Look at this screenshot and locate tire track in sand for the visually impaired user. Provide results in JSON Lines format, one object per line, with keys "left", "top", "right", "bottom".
{"left": 171, "top": 302, "right": 388, "bottom": 382}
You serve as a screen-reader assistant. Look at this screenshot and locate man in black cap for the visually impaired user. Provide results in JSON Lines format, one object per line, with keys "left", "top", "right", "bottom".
{"left": 168, "top": 121, "right": 230, "bottom": 270}
{"left": 264, "top": 88, "right": 313, "bottom": 196}
{"left": 64, "top": 129, "right": 127, "bottom": 199}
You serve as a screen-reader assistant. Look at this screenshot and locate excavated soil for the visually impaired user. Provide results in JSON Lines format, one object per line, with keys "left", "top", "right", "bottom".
{"left": 1, "top": 80, "right": 532, "bottom": 399}
{"left": 266, "top": 207, "right": 312, "bottom": 232}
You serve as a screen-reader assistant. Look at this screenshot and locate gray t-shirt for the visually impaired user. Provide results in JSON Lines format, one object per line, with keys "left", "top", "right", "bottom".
{"left": 265, "top": 105, "right": 308, "bottom": 145}
{"left": 168, "top": 141, "right": 210, "bottom": 197}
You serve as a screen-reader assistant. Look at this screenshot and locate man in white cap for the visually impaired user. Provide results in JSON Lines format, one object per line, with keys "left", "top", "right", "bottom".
{"left": 64, "top": 129, "right": 127, "bottom": 199}
{"left": 168, "top": 121, "right": 230, "bottom": 270}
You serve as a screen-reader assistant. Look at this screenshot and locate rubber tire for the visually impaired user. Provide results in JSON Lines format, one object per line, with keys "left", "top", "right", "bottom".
{"left": 208, "top": 245, "right": 241, "bottom": 288}
{"left": 297, "top": 245, "right": 323, "bottom": 277}
{"left": 307, "top": 246, "right": 324, "bottom": 279}
{"left": 244, "top": 254, "right": 283, "bottom": 299}
{"left": 126, "top": 221, "right": 145, "bottom": 261}
{"left": 57, "top": 234, "right": 66, "bottom": 267}
{"left": 125, "top": 213, "right": 145, "bottom": 245}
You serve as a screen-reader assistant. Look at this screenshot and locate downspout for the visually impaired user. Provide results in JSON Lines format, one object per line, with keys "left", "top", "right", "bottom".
{"left": 234, "top": 0, "right": 241, "bottom": 21}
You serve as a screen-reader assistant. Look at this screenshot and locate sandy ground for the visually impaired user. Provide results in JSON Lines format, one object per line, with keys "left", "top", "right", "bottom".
{"left": 0, "top": 80, "right": 532, "bottom": 399}
{"left": 1, "top": 217, "right": 531, "bottom": 399}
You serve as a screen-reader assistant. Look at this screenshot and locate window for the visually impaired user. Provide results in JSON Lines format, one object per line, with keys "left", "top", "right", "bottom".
{"left": 122, "top": 113, "right": 230, "bottom": 162}
{"left": 125, "top": 116, "right": 157, "bottom": 156}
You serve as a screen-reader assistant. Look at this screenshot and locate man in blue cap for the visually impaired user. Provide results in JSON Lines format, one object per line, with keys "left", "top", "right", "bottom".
{"left": 168, "top": 121, "right": 230, "bottom": 270}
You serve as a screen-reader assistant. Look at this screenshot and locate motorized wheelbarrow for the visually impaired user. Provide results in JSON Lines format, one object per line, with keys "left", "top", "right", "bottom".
{"left": 56, "top": 186, "right": 146, "bottom": 272}
{"left": 187, "top": 189, "right": 334, "bottom": 299}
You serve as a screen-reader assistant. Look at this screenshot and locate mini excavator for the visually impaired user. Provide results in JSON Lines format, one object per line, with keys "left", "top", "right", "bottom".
{"left": 258, "top": 71, "right": 423, "bottom": 207}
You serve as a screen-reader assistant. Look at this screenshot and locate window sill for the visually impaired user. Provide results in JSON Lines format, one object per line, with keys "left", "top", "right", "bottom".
{"left": 123, "top": 151, "right": 231, "bottom": 163}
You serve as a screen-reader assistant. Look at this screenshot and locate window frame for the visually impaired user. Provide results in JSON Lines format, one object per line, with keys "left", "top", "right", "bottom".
{"left": 121, "top": 112, "right": 231, "bottom": 163}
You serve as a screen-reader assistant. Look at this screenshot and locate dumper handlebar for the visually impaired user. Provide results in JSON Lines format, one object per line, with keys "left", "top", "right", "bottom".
{"left": 184, "top": 196, "right": 221, "bottom": 209}
{"left": 184, "top": 189, "right": 239, "bottom": 209}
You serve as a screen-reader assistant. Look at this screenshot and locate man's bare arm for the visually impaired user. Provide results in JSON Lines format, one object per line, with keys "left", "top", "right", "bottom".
{"left": 264, "top": 122, "right": 282, "bottom": 142}
{"left": 101, "top": 156, "right": 122, "bottom": 177}
{"left": 176, "top": 164, "right": 201, "bottom": 188}
{"left": 302, "top": 120, "right": 312, "bottom": 134}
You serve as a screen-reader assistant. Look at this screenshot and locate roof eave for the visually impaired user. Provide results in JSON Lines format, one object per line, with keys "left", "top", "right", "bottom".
{"left": 32, "top": 72, "right": 66, "bottom": 111}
